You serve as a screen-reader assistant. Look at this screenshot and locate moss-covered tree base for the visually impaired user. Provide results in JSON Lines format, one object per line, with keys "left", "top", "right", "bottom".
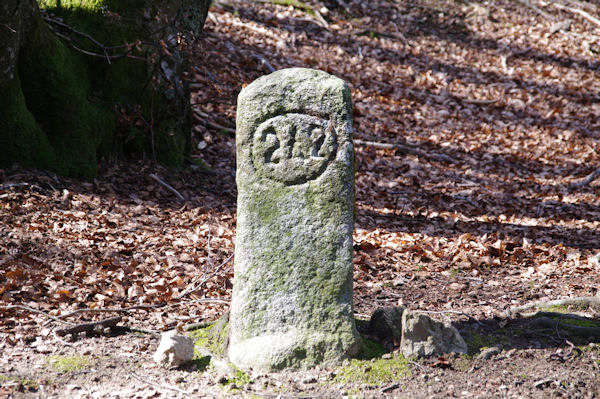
{"left": 0, "top": 0, "right": 209, "bottom": 179}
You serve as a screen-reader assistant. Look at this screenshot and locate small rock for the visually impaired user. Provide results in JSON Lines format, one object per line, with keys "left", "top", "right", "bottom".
{"left": 369, "top": 306, "right": 405, "bottom": 345}
{"left": 153, "top": 330, "right": 194, "bottom": 368}
{"left": 400, "top": 310, "right": 468, "bottom": 359}
{"left": 478, "top": 346, "right": 501, "bottom": 360}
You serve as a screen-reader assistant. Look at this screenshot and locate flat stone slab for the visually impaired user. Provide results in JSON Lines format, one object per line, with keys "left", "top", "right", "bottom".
{"left": 229, "top": 68, "right": 360, "bottom": 370}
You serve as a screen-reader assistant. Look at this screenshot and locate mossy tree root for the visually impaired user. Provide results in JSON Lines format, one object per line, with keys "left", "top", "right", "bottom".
{"left": 510, "top": 297, "right": 600, "bottom": 314}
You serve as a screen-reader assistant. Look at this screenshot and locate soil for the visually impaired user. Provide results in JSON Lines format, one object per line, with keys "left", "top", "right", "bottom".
{"left": 2, "top": 0, "right": 600, "bottom": 397}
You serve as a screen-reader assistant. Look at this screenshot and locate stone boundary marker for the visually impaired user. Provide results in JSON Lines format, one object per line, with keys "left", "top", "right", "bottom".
{"left": 229, "top": 68, "right": 361, "bottom": 370}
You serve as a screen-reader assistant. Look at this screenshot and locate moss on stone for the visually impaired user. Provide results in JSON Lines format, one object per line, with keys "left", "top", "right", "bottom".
{"left": 189, "top": 314, "right": 229, "bottom": 357}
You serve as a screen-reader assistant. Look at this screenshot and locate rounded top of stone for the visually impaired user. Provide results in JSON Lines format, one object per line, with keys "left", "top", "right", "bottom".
{"left": 238, "top": 68, "right": 346, "bottom": 103}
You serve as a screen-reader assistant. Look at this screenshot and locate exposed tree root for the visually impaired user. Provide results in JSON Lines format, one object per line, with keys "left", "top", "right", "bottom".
{"left": 510, "top": 296, "right": 600, "bottom": 314}
{"left": 524, "top": 316, "right": 600, "bottom": 338}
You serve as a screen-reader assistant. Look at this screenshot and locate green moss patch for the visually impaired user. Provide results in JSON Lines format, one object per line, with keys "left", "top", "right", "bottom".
{"left": 333, "top": 354, "right": 410, "bottom": 386}
{"left": 189, "top": 314, "right": 229, "bottom": 357}
{"left": 464, "top": 333, "right": 502, "bottom": 355}
{"left": 46, "top": 355, "right": 91, "bottom": 373}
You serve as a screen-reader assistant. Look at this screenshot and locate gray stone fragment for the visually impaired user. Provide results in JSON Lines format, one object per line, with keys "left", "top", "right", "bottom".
{"left": 153, "top": 330, "right": 194, "bottom": 368}
{"left": 400, "top": 310, "right": 468, "bottom": 359}
{"left": 229, "top": 68, "right": 360, "bottom": 370}
{"left": 478, "top": 346, "right": 501, "bottom": 360}
{"left": 369, "top": 306, "right": 405, "bottom": 346}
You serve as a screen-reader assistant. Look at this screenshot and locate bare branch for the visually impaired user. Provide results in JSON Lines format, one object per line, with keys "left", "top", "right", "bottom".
{"left": 149, "top": 173, "right": 186, "bottom": 202}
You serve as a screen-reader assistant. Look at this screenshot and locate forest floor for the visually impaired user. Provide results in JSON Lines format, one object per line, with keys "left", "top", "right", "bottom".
{"left": 2, "top": 0, "right": 600, "bottom": 397}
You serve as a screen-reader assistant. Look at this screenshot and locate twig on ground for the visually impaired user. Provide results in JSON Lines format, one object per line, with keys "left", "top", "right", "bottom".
{"left": 0, "top": 182, "right": 44, "bottom": 191}
{"left": 252, "top": 54, "right": 276, "bottom": 72}
{"left": 380, "top": 382, "right": 400, "bottom": 393}
{"left": 409, "top": 360, "right": 427, "bottom": 373}
{"left": 252, "top": 0, "right": 329, "bottom": 28}
{"left": 175, "top": 253, "right": 234, "bottom": 300}
{"left": 46, "top": 303, "right": 168, "bottom": 325}
{"left": 149, "top": 173, "right": 185, "bottom": 202}
{"left": 242, "top": 389, "right": 318, "bottom": 399}
{"left": 127, "top": 369, "right": 193, "bottom": 395}
{"left": 510, "top": 297, "right": 600, "bottom": 313}
{"left": 193, "top": 109, "right": 236, "bottom": 134}
{"left": 164, "top": 298, "right": 231, "bottom": 311}
{"left": 55, "top": 316, "right": 122, "bottom": 336}
{"left": 456, "top": 97, "right": 498, "bottom": 105}
{"left": 354, "top": 139, "right": 459, "bottom": 164}
{"left": 553, "top": 3, "right": 600, "bottom": 28}
{"left": 516, "top": 0, "right": 556, "bottom": 21}
{"left": 1, "top": 305, "right": 73, "bottom": 325}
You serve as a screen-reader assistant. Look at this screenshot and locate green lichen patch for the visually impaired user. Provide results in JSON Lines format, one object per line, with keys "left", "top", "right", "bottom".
{"left": 46, "top": 355, "right": 91, "bottom": 373}
{"left": 333, "top": 354, "right": 410, "bottom": 386}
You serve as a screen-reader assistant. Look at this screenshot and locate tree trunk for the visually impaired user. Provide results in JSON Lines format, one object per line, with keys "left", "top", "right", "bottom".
{"left": 0, "top": 0, "right": 211, "bottom": 179}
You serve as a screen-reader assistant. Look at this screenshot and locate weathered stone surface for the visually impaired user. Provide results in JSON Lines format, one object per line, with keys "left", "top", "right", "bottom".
{"left": 229, "top": 68, "right": 360, "bottom": 370}
{"left": 368, "top": 306, "right": 405, "bottom": 347}
{"left": 153, "top": 330, "right": 194, "bottom": 368}
{"left": 400, "top": 311, "right": 468, "bottom": 359}
{"left": 477, "top": 346, "right": 501, "bottom": 360}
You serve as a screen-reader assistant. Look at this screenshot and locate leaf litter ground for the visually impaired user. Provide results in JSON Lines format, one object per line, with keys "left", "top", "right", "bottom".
{"left": 1, "top": 0, "right": 600, "bottom": 397}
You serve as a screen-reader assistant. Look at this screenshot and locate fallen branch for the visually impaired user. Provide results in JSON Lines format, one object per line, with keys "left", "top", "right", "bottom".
{"left": 511, "top": 296, "right": 600, "bottom": 313}
{"left": 553, "top": 3, "right": 600, "bottom": 28}
{"left": 354, "top": 139, "right": 459, "bottom": 164}
{"left": 570, "top": 166, "right": 600, "bottom": 188}
{"left": 55, "top": 316, "right": 122, "bottom": 336}
{"left": 149, "top": 173, "right": 185, "bottom": 202}
{"left": 193, "top": 109, "right": 236, "bottom": 135}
